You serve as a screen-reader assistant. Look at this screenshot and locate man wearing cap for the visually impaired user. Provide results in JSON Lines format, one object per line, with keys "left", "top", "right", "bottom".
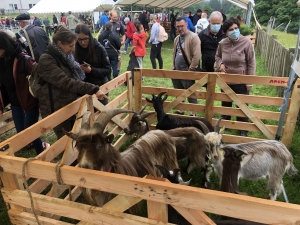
{"left": 66, "top": 11, "right": 78, "bottom": 32}
{"left": 15, "top": 13, "right": 49, "bottom": 62}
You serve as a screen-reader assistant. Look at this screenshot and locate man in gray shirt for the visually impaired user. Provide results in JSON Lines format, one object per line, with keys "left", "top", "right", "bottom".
{"left": 172, "top": 16, "right": 201, "bottom": 116}
{"left": 43, "top": 16, "right": 51, "bottom": 36}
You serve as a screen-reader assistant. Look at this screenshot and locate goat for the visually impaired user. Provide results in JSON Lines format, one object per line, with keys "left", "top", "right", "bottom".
{"left": 208, "top": 138, "right": 298, "bottom": 200}
{"left": 124, "top": 105, "right": 155, "bottom": 139}
{"left": 63, "top": 108, "right": 180, "bottom": 213}
{"left": 145, "top": 92, "right": 214, "bottom": 133}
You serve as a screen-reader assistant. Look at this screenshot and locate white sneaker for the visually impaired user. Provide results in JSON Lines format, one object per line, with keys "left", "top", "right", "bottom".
{"left": 42, "top": 142, "right": 50, "bottom": 150}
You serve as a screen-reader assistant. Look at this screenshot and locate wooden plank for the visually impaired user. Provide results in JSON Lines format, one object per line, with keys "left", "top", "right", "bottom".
{"left": 0, "top": 96, "right": 85, "bottom": 154}
{"left": 205, "top": 74, "right": 217, "bottom": 122}
{"left": 0, "top": 110, "right": 13, "bottom": 122}
{"left": 141, "top": 99, "right": 284, "bottom": 122}
{"left": 126, "top": 72, "right": 133, "bottom": 111}
{"left": 36, "top": 136, "right": 68, "bottom": 162}
{"left": 102, "top": 195, "right": 142, "bottom": 213}
{"left": 2, "top": 188, "right": 175, "bottom": 225}
{"left": 9, "top": 209, "right": 72, "bottom": 225}
{"left": 281, "top": 79, "right": 300, "bottom": 147}
{"left": 222, "top": 134, "right": 265, "bottom": 144}
{"left": 101, "top": 90, "right": 128, "bottom": 110}
{"left": 0, "top": 121, "right": 15, "bottom": 134}
{"left": 1, "top": 158, "right": 300, "bottom": 224}
{"left": 134, "top": 69, "right": 143, "bottom": 113}
{"left": 139, "top": 69, "right": 289, "bottom": 87}
{"left": 142, "top": 86, "right": 287, "bottom": 106}
{"left": 100, "top": 73, "right": 127, "bottom": 94}
{"left": 29, "top": 179, "right": 51, "bottom": 194}
{"left": 216, "top": 76, "right": 275, "bottom": 140}
{"left": 113, "top": 133, "right": 129, "bottom": 150}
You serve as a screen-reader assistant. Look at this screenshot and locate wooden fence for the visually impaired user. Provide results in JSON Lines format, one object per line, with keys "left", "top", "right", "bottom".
{"left": 255, "top": 28, "right": 295, "bottom": 96}
{"left": 0, "top": 70, "right": 300, "bottom": 224}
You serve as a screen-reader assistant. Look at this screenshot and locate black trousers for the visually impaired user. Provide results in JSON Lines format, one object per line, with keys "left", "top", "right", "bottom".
{"left": 221, "top": 84, "right": 249, "bottom": 131}
{"left": 45, "top": 26, "right": 52, "bottom": 36}
{"left": 150, "top": 42, "right": 163, "bottom": 69}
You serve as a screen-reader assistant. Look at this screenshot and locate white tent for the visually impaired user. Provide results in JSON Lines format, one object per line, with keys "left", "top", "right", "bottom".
{"left": 28, "top": 0, "right": 117, "bottom": 14}
{"left": 117, "top": 0, "right": 205, "bottom": 9}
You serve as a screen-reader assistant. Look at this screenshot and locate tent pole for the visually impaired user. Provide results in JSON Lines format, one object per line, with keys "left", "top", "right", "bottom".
{"left": 91, "top": 11, "right": 95, "bottom": 34}
{"left": 131, "top": 5, "right": 132, "bottom": 20}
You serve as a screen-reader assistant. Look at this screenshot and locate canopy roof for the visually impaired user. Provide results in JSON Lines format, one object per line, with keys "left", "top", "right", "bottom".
{"left": 28, "top": 0, "right": 116, "bottom": 14}
{"left": 117, "top": 0, "right": 254, "bottom": 10}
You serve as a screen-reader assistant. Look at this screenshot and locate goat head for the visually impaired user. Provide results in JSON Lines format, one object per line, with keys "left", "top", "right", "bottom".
{"left": 146, "top": 92, "right": 168, "bottom": 104}
{"left": 155, "top": 165, "right": 191, "bottom": 185}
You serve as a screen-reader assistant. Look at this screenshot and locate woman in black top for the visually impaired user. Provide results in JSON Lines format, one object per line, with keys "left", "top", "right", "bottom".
{"left": 98, "top": 22, "right": 121, "bottom": 80}
{"left": 75, "top": 24, "right": 111, "bottom": 105}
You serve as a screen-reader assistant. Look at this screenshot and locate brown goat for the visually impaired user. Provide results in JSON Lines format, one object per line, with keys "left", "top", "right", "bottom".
{"left": 64, "top": 108, "right": 180, "bottom": 213}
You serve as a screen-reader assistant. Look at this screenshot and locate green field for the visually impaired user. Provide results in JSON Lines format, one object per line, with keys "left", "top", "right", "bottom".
{"left": 0, "top": 30, "right": 299, "bottom": 224}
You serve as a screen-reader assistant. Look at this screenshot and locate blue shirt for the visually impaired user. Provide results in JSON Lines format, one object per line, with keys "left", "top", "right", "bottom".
{"left": 149, "top": 22, "right": 160, "bottom": 44}
{"left": 101, "top": 14, "right": 109, "bottom": 27}
{"left": 184, "top": 16, "right": 195, "bottom": 31}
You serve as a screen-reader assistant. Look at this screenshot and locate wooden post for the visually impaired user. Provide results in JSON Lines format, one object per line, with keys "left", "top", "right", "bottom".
{"left": 281, "top": 79, "right": 300, "bottom": 147}
{"left": 126, "top": 72, "right": 133, "bottom": 110}
{"left": 205, "top": 73, "right": 217, "bottom": 122}
{"left": 134, "top": 68, "right": 143, "bottom": 112}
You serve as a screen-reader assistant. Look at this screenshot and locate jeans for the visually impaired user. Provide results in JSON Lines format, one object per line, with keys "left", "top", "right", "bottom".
{"left": 150, "top": 42, "right": 163, "bottom": 69}
{"left": 170, "top": 27, "right": 176, "bottom": 41}
{"left": 11, "top": 105, "right": 44, "bottom": 155}
{"left": 124, "top": 38, "right": 132, "bottom": 51}
{"left": 109, "top": 55, "right": 119, "bottom": 79}
{"left": 45, "top": 26, "right": 52, "bottom": 36}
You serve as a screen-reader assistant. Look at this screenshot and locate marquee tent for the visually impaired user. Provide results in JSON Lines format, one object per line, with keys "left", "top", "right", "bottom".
{"left": 28, "top": 0, "right": 117, "bottom": 14}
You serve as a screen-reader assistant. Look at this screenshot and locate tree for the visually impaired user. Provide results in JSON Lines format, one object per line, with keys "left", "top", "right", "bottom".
{"left": 209, "top": 0, "right": 221, "bottom": 11}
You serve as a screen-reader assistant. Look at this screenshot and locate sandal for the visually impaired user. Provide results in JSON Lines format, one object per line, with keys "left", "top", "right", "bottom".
{"left": 174, "top": 110, "right": 184, "bottom": 115}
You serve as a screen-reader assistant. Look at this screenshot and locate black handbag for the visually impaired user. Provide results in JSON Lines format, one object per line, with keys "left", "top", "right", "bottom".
{"left": 178, "top": 37, "right": 205, "bottom": 72}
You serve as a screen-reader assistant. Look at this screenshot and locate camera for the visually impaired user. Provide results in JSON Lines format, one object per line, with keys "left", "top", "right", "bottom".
{"left": 16, "top": 32, "right": 29, "bottom": 49}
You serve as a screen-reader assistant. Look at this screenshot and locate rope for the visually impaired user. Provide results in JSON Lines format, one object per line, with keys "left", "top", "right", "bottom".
{"left": 22, "top": 158, "right": 42, "bottom": 225}
{"left": 55, "top": 161, "right": 72, "bottom": 202}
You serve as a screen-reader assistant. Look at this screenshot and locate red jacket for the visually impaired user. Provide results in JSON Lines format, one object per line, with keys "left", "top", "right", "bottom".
{"left": 133, "top": 31, "right": 146, "bottom": 57}
{"left": 126, "top": 21, "right": 135, "bottom": 39}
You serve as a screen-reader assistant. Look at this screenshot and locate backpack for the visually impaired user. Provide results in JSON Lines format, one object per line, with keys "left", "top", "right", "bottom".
{"left": 158, "top": 24, "right": 168, "bottom": 42}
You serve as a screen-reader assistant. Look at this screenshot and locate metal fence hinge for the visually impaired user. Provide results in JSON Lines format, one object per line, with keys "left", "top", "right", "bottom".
{"left": 0, "top": 144, "right": 9, "bottom": 152}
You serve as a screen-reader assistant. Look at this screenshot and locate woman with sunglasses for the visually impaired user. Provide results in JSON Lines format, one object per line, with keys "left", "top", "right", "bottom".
{"left": 36, "top": 26, "right": 108, "bottom": 139}
{"left": 215, "top": 17, "right": 256, "bottom": 137}
{"left": 74, "top": 24, "right": 111, "bottom": 105}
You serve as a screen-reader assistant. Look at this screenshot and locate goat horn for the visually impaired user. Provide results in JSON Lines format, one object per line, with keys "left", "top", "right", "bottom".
{"left": 80, "top": 111, "right": 92, "bottom": 130}
{"left": 140, "top": 111, "right": 156, "bottom": 120}
{"left": 93, "top": 108, "right": 135, "bottom": 133}
{"left": 157, "top": 92, "right": 167, "bottom": 98}
{"left": 62, "top": 128, "right": 78, "bottom": 140}
{"left": 214, "top": 117, "right": 222, "bottom": 133}
{"left": 137, "top": 105, "right": 147, "bottom": 115}
{"left": 195, "top": 120, "right": 210, "bottom": 134}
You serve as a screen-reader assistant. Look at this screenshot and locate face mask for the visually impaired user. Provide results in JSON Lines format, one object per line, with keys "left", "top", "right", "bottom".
{"left": 211, "top": 24, "right": 221, "bottom": 33}
{"left": 228, "top": 28, "right": 240, "bottom": 39}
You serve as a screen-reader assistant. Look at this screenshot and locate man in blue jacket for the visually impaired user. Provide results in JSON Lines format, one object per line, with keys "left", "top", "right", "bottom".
{"left": 101, "top": 10, "right": 109, "bottom": 27}
{"left": 183, "top": 11, "right": 195, "bottom": 32}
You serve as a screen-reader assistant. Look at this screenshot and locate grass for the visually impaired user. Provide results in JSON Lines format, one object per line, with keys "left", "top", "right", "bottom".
{"left": 269, "top": 29, "right": 298, "bottom": 48}
{"left": 0, "top": 32, "right": 300, "bottom": 224}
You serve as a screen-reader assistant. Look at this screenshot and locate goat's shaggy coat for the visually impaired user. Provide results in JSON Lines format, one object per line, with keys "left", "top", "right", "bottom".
{"left": 212, "top": 140, "right": 298, "bottom": 200}
{"left": 64, "top": 109, "right": 179, "bottom": 213}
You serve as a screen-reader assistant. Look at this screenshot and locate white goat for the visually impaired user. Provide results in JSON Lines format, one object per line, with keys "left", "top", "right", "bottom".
{"left": 208, "top": 139, "right": 298, "bottom": 200}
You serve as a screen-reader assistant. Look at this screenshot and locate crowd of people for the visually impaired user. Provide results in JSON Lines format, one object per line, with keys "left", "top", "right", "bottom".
{"left": 0, "top": 8, "right": 254, "bottom": 156}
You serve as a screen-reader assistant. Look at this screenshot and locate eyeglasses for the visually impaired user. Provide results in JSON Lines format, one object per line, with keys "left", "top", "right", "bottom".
{"left": 78, "top": 37, "right": 89, "bottom": 42}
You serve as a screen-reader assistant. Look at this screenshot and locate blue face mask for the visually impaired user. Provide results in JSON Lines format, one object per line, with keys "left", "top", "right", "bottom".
{"left": 228, "top": 28, "right": 240, "bottom": 39}
{"left": 211, "top": 24, "right": 221, "bottom": 33}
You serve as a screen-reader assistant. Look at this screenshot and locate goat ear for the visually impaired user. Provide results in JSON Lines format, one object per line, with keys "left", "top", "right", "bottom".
{"left": 222, "top": 146, "right": 232, "bottom": 157}
{"left": 106, "top": 134, "right": 115, "bottom": 143}
{"left": 155, "top": 165, "right": 170, "bottom": 178}
{"left": 63, "top": 128, "right": 78, "bottom": 140}
{"left": 219, "top": 125, "right": 226, "bottom": 134}
{"left": 240, "top": 152, "right": 253, "bottom": 167}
